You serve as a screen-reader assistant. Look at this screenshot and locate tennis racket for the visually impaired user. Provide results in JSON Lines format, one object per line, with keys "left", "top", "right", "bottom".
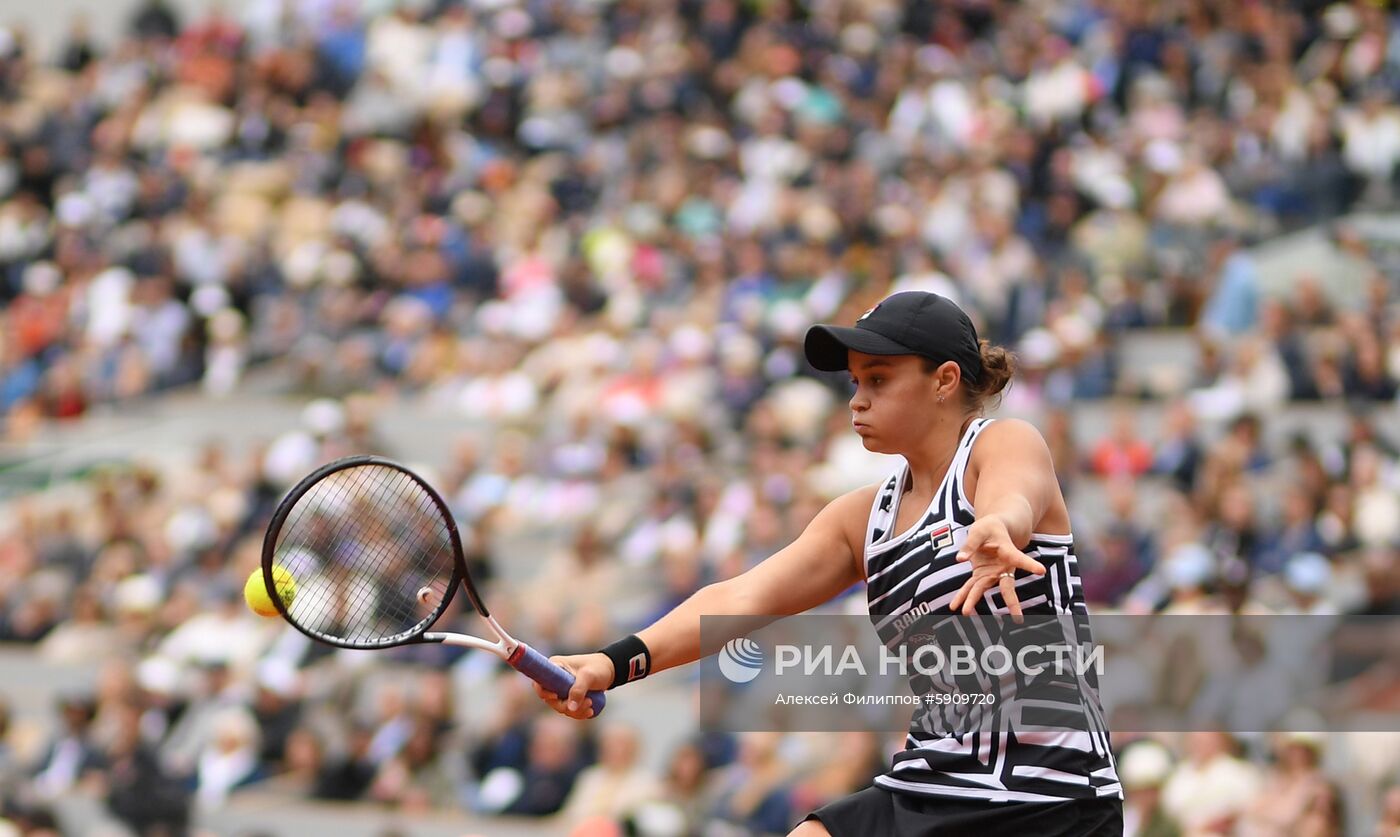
{"left": 260, "top": 455, "right": 605, "bottom": 716}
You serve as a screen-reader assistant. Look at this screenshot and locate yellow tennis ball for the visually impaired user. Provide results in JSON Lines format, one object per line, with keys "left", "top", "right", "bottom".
{"left": 245, "top": 566, "right": 296, "bottom": 618}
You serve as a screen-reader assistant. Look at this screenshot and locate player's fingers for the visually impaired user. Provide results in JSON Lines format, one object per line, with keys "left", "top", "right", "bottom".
{"left": 550, "top": 692, "right": 590, "bottom": 720}
{"left": 1010, "top": 549, "right": 1047, "bottom": 575}
{"left": 533, "top": 676, "right": 563, "bottom": 703}
{"left": 533, "top": 679, "right": 569, "bottom": 709}
{"left": 566, "top": 682, "right": 589, "bottom": 713}
{"left": 538, "top": 692, "right": 568, "bottom": 715}
{"left": 551, "top": 691, "right": 592, "bottom": 720}
{"left": 955, "top": 527, "right": 989, "bottom": 562}
{"left": 547, "top": 655, "right": 588, "bottom": 712}
{"left": 950, "top": 576, "right": 975, "bottom": 612}
{"left": 1000, "top": 574, "right": 1024, "bottom": 624}
{"left": 960, "top": 576, "right": 992, "bottom": 616}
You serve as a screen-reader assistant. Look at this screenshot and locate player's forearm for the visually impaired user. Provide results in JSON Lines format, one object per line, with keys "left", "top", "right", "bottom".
{"left": 636, "top": 577, "right": 768, "bottom": 675}
{"left": 611, "top": 493, "right": 859, "bottom": 685}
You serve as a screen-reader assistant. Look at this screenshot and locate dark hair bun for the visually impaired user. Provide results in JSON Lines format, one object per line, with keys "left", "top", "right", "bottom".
{"left": 969, "top": 340, "right": 1015, "bottom": 410}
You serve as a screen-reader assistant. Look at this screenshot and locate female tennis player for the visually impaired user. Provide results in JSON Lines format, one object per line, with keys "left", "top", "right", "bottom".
{"left": 534, "top": 290, "right": 1124, "bottom": 835}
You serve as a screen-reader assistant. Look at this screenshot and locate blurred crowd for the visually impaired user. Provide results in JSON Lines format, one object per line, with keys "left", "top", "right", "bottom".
{"left": 1, "top": 0, "right": 1400, "bottom": 434}
{"left": 1, "top": 0, "right": 1400, "bottom": 835}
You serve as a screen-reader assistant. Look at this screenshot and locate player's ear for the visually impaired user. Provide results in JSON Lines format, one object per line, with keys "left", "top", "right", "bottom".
{"left": 933, "top": 359, "right": 960, "bottom": 401}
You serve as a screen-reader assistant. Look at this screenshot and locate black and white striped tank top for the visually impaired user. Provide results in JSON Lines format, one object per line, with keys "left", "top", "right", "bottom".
{"left": 864, "top": 417, "right": 1123, "bottom": 803}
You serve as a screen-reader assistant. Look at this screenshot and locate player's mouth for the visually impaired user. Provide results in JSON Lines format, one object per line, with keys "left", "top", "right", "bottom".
{"left": 853, "top": 419, "right": 872, "bottom": 432}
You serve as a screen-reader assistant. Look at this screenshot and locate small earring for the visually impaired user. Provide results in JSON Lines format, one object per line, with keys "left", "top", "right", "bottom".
{"left": 937, "top": 395, "right": 945, "bottom": 403}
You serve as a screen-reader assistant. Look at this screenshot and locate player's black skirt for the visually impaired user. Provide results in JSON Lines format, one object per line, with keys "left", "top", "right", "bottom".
{"left": 805, "top": 785, "right": 1124, "bottom": 837}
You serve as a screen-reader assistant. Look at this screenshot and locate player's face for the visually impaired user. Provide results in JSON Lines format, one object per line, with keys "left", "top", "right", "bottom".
{"left": 847, "top": 351, "right": 940, "bottom": 453}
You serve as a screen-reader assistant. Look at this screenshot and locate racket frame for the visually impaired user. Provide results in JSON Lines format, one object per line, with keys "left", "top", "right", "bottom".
{"left": 262, "top": 455, "right": 605, "bottom": 714}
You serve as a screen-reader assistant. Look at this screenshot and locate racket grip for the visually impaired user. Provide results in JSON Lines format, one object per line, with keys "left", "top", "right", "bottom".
{"left": 509, "top": 644, "right": 606, "bottom": 717}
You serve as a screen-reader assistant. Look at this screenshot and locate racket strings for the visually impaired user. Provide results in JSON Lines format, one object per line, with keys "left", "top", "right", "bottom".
{"left": 271, "top": 464, "right": 458, "bottom": 646}
{"left": 280, "top": 471, "right": 401, "bottom": 635}
{"left": 296, "top": 470, "right": 445, "bottom": 638}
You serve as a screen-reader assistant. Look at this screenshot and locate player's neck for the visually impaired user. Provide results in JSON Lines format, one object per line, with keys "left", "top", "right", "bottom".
{"left": 902, "top": 414, "right": 975, "bottom": 495}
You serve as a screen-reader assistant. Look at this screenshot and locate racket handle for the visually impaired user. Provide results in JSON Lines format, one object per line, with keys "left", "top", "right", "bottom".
{"left": 509, "top": 644, "right": 606, "bottom": 717}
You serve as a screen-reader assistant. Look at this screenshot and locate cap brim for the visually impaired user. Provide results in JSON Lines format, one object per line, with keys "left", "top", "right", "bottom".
{"left": 803, "top": 325, "right": 918, "bottom": 372}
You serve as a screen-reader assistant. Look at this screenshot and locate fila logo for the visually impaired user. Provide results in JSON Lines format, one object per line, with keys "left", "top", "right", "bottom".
{"left": 627, "top": 653, "right": 648, "bottom": 682}
{"left": 930, "top": 524, "right": 954, "bottom": 552}
{"left": 858, "top": 304, "right": 880, "bottom": 322}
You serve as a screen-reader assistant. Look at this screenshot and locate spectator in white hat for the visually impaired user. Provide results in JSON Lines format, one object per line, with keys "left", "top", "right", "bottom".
{"left": 1118, "top": 740, "right": 1180, "bottom": 837}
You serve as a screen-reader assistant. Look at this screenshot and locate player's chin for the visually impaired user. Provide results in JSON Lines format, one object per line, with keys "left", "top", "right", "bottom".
{"left": 856, "top": 434, "right": 893, "bottom": 454}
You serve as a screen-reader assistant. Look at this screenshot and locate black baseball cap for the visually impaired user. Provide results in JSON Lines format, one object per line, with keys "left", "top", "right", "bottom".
{"left": 804, "top": 291, "right": 983, "bottom": 383}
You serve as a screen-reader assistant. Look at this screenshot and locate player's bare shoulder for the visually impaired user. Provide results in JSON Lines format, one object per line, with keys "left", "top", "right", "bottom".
{"left": 976, "top": 416, "right": 1048, "bottom": 446}
{"left": 970, "top": 417, "right": 1054, "bottom": 469}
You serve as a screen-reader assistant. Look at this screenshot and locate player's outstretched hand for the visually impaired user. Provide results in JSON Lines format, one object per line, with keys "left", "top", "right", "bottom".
{"left": 950, "top": 515, "right": 1047, "bottom": 622}
{"left": 532, "top": 652, "right": 614, "bottom": 720}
